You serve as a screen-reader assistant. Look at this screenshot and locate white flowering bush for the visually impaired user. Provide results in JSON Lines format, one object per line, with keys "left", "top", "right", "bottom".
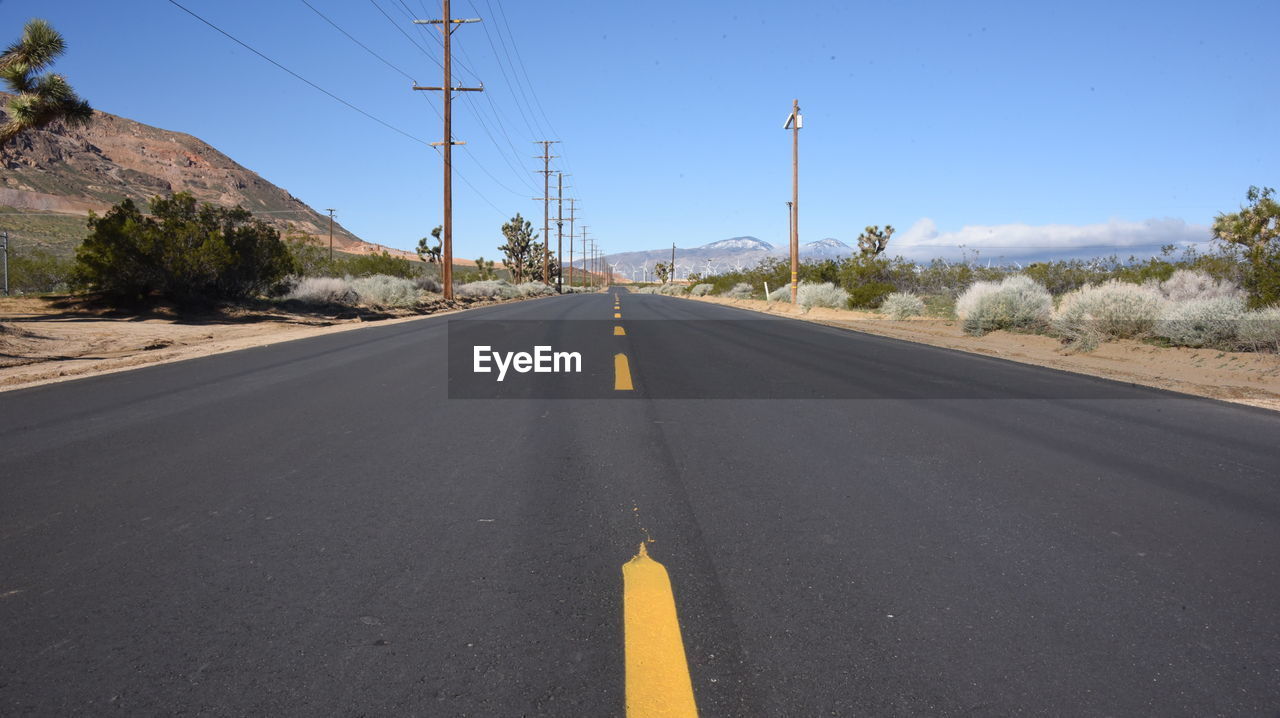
{"left": 1153, "top": 296, "right": 1247, "bottom": 348}
{"left": 1158, "top": 269, "right": 1243, "bottom": 303}
{"left": 796, "top": 282, "right": 848, "bottom": 309}
{"left": 658, "top": 283, "right": 687, "bottom": 296}
{"left": 955, "top": 275, "right": 1052, "bottom": 336}
{"left": 515, "top": 282, "right": 555, "bottom": 297}
{"left": 350, "top": 275, "right": 420, "bottom": 308}
{"left": 690, "top": 283, "right": 713, "bottom": 296}
{"left": 767, "top": 284, "right": 792, "bottom": 302}
{"left": 285, "top": 276, "right": 357, "bottom": 305}
{"left": 723, "top": 282, "right": 753, "bottom": 299}
{"left": 1051, "top": 280, "right": 1166, "bottom": 351}
{"left": 1237, "top": 307, "right": 1280, "bottom": 351}
{"left": 880, "top": 292, "right": 925, "bottom": 320}
{"left": 456, "top": 280, "right": 519, "bottom": 299}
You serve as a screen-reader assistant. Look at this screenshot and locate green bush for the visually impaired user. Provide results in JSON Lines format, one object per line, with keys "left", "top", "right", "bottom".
{"left": 846, "top": 281, "right": 896, "bottom": 309}
{"left": 5, "top": 246, "right": 75, "bottom": 294}
{"left": 73, "top": 193, "right": 292, "bottom": 303}
{"left": 342, "top": 250, "right": 423, "bottom": 279}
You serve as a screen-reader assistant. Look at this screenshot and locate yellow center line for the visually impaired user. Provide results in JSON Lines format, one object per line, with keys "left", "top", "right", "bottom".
{"left": 623, "top": 543, "right": 698, "bottom": 717}
{"left": 614, "top": 353, "right": 634, "bottom": 391}
{"left": 615, "top": 312, "right": 622, "bottom": 319}
{"left": 614, "top": 326, "right": 626, "bottom": 336}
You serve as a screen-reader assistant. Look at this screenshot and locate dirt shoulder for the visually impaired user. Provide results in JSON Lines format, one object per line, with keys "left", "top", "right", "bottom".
{"left": 681, "top": 295, "right": 1280, "bottom": 412}
{"left": 0, "top": 295, "right": 527, "bottom": 393}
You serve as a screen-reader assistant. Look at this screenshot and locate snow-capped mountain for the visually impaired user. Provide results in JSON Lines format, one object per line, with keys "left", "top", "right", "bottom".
{"left": 587, "top": 236, "right": 857, "bottom": 281}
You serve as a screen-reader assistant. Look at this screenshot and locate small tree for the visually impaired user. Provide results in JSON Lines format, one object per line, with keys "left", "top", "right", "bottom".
{"left": 73, "top": 193, "right": 292, "bottom": 303}
{"left": 857, "top": 225, "right": 895, "bottom": 256}
{"left": 474, "top": 256, "right": 496, "bottom": 280}
{"left": 654, "top": 261, "right": 670, "bottom": 283}
{"left": 1213, "top": 186, "right": 1280, "bottom": 307}
{"left": 0, "top": 19, "right": 93, "bottom": 145}
{"left": 416, "top": 225, "right": 442, "bottom": 263}
{"left": 498, "top": 213, "right": 536, "bottom": 283}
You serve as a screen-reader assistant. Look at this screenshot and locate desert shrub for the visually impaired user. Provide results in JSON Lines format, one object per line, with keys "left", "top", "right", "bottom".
{"left": 955, "top": 274, "right": 1052, "bottom": 336}
{"left": 723, "top": 282, "right": 753, "bottom": 299}
{"left": 6, "top": 247, "right": 74, "bottom": 294}
{"left": 845, "top": 281, "right": 896, "bottom": 309}
{"left": 881, "top": 292, "right": 925, "bottom": 319}
{"left": 343, "top": 250, "right": 422, "bottom": 279}
{"left": 73, "top": 193, "right": 293, "bottom": 303}
{"left": 657, "top": 283, "right": 687, "bottom": 296}
{"left": 1158, "top": 269, "right": 1244, "bottom": 302}
{"left": 690, "top": 283, "right": 713, "bottom": 296}
{"left": 561, "top": 285, "right": 594, "bottom": 294}
{"left": 350, "top": 275, "right": 419, "bottom": 308}
{"left": 514, "top": 282, "right": 554, "bottom": 297}
{"left": 767, "top": 283, "right": 791, "bottom": 302}
{"left": 1153, "top": 296, "right": 1247, "bottom": 348}
{"left": 414, "top": 275, "right": 443, "bottom": 293}
{"left": 1237, "top": 307, "right": 1280, "bottom": 351}
{"left": 923, "top": 293, "right": 956, "bottom": 318}
{"left": 286, "top": 276, "right": 357, "bottom": 305}
{"left": 456, "top": 280, "right": 518, "bottom": 299}
{"left": 797, "top": 282, "right": 848, "bottom": 309}
{"left": 1051, "top": 280, "right": 1166, "bottom": 351}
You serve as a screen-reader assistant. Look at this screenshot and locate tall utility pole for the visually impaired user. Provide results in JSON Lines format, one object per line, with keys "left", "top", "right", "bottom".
{"left": 580, "top": 225, "right": 589, "bottom": 289}
{"left": 533, "top": 140, "right": 559, "bottom": 285}
{"left": 566, "top": 198, "right": 578, "bottom": 286}
{"left": 784, "top": 99, "right": 802, "bottom": 304}
{"left": 670, "top": 243, "right": 676, "bottom": 283}
{"left": 556, "top": 172, "right": 566, "bottom": 293}
{"left": 325, "top": 208, "right": 336, "bottom": 263}
{"left": 413, "top": 2, "right": 483, "bottom": 300}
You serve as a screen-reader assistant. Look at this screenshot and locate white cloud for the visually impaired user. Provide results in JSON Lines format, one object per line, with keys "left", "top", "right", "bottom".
{"left": 893, "top": 217, "right": 1213, "bottom": 262}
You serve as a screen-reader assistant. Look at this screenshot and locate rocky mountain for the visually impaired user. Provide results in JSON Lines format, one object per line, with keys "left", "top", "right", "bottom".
{"left": 591, "top": 235, "right": 856, "bottom": 281}
{"left": 0, "top": 95, "right": 411, "bottom": 259}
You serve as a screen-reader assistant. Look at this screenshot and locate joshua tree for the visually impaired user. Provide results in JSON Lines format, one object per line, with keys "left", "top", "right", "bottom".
{"left": 1, "top": 19, "right": 93, "bottom": 145}
{"left": 474, "top": 256, "right": 496, "bottom": 280}
{"left": 857, "top": 225, "right": 895, "bottom": 256}
{"left": 498, "top": 213, "right": 536, "bottom": 283}
{"left": 1214, "top": 186, "right": 1280, "bottom": 306}
{"left": 416, "top": 225, "right": 442, "bottom": 263}
{"left": 654, "top": 261, "right": 671, "bottom": 284}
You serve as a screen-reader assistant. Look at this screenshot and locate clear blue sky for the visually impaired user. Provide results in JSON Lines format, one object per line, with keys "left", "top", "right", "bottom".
{"left": 3, "top": 0, "right": 1276, "bottom": 262}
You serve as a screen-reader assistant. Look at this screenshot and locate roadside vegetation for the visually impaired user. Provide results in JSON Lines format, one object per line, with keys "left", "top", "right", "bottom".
{"left": 3, "top": 193, "right": 590, "bottom": 313}
{"left": 666, "top": 188, "right": 1280, "bottom": 353}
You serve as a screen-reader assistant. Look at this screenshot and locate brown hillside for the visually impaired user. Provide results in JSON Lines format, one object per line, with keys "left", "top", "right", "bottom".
{"left": 0, "top": 95, "right": 404, "bottom": 258}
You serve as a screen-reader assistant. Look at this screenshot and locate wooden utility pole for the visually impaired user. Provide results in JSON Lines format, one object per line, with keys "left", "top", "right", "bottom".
{"left": 413, "top": 2, "right": 483, "bottom": 301}
{"left": 532, "top": 141, "right": 559, "bottom": 285}
{"left": 580, "top": 225, "right": 589, "bottom": 288}
{"left": 566, "top": 198, "right": 578, "bottom": 287}
{"left": 556, "top": 172, "right": 565, "bottom": 293}
{"left": 670, "top": 243, "right": 676, "bottom": 283}
{"left": 325, "top": 208, "right": 336, "bottom": 262}
{"left": 784, "top": 99, "right": 802, "bottom": 304}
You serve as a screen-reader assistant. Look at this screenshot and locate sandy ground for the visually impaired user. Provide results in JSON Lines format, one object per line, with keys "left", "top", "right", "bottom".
{"left": 0, "top": 295, "right": 519, "bottom": 392}
{"left": 683, "top": 295, "right": 1280, "bottom": 412}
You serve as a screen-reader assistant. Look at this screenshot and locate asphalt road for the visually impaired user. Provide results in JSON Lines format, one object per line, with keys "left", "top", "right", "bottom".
{"left": 2, "top": 290, "right": 1279, "bottom": 716}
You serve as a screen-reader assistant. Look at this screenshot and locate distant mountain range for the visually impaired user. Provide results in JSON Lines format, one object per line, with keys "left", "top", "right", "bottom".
{"left": 588, "top": 236, "right": 857, "bottom": 280}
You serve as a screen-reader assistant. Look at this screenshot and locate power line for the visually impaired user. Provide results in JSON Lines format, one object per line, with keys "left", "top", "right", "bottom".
{"left": 167, "top": 0, "right": 430, "bottom": 146}
{"left": 299, "top": 0, "right": 417, "bottom": 83}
